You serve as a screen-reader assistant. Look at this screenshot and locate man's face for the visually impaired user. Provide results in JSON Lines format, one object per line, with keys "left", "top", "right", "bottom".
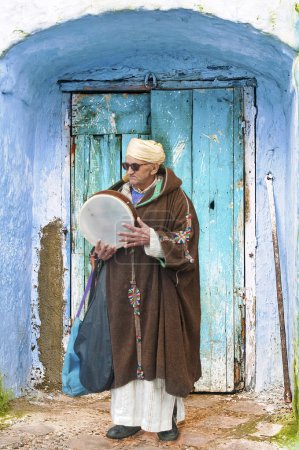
{"left": 125, "top": 156, "right": 158, "bottom": 190}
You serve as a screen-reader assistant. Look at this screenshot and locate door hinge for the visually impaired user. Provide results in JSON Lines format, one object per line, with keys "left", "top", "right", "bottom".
{"left": 62, "top": 226, "right": 68, "bottom": 237}
{"left": 235, "top": 286, "right": 254, "bottom": 304}
{"left": 71, "top": 138, "right": 76, "bottom": 167}
{"left": 235, "top": 287, "right": 246, "bottom": 303}
{"left": 70, "top": 223, "right": 76, "bottom": 253}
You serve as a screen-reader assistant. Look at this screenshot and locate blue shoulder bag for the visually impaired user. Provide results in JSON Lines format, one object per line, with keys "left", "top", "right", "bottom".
{"left": 61, "top": 272, "right": 93, "bottom": 397}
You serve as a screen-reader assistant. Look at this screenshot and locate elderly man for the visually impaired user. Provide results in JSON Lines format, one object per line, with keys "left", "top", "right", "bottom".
{"left": 94, "top": 138, "right": 201, "bottom": 441}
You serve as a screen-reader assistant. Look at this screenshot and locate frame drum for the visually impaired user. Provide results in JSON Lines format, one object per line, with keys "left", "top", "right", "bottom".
{"left": 79, "top": 190, "right": 137, "bottom": 247}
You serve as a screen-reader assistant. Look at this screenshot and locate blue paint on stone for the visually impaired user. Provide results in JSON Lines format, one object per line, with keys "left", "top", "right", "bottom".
{"left": 0, "top": 9, "right": 297, "bottom": 394}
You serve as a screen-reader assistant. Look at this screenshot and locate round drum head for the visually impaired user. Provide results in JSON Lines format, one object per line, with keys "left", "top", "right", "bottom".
{"left": 79, "top": 190, "right": 137, "bottom": 247}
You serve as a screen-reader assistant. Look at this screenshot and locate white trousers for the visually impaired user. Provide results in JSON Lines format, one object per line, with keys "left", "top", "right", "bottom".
{"left": 110, "top": 378, "right": 185, "bottom": 432}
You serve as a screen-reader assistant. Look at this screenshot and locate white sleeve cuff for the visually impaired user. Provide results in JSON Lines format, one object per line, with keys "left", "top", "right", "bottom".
{"left": 144, "top": 228, "right": 165, "bottom": 258}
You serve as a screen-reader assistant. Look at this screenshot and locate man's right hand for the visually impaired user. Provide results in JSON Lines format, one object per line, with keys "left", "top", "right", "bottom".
{"left": 94, "top": 240, "right": 117, "bottom": 261}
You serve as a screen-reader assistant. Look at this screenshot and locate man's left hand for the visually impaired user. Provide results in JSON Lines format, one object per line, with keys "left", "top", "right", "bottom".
{"left": 118, "top": 217, "right": 150, "bottom": 248}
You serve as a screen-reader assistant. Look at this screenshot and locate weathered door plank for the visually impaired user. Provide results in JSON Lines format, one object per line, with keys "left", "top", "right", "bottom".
{"left": 83, "top": 135, "right": 121, "bottom": 289}
{"left": 72, "top": 93, "right": 150, "bottom": 135}
{"left": 71, "top": 135, "right": 87, "bottom": 316}
{"left": 243, "top": 86, "right": 257, "bottom": 390}
{"left": 192, "top": 88, "right": 236, "bottom": 391}
{"left": 71, "top": 134, "right": 122, "bottom": 315}
{"left": 233, "top": 88, "right": 245, "bottom": 389}
{"left": 151, "top": 90, "right": 193, "bottom": 198}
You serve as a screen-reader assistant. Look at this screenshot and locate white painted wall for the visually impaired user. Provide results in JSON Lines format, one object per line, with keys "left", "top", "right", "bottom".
{"left": 0, "top": 0, "right": 297, "bottom": 55}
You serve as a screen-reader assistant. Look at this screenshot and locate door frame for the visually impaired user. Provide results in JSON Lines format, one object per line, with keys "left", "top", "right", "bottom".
{"left": 60, "top": 79, "right": 256, "bottom": 391}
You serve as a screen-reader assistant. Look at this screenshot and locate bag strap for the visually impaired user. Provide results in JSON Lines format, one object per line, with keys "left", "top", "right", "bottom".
{"left": 75, "top": 271, "right": 93, "bottom": 318}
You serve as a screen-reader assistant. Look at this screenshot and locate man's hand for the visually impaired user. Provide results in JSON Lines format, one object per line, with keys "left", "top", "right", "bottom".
{"left": 118, "top": 217, "right": 150, "bottom": 248}
{"left": 89, "top": 252, "right": 97, "bottom": 271}
{"left": 94, "top": 241, "right": 117, "bottom": 261}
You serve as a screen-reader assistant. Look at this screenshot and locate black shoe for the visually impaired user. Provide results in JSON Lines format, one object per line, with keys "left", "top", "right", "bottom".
{"left": 106, "top": 425, "right": 141, "bottom": 439}
{"left": 157, "top": 417, "right": 179, "bottom": 441}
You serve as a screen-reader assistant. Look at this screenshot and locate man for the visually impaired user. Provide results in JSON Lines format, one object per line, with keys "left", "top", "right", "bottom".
{"left": 94, "top": 138, "right": 201, "bottom": 441}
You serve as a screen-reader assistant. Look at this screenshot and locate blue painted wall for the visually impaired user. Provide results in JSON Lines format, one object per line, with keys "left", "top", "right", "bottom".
{"left": 0, "top": 81, "right": 35, "bottom": 393}
{"left": 0, "top": 9, "right": 297, "bottom": 394}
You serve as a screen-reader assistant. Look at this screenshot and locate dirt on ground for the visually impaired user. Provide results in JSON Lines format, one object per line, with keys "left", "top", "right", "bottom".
{"left": 0, "top": 387, "right": 295, "bottom": 449}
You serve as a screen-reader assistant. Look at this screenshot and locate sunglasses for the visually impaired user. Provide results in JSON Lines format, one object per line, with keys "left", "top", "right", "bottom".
{"left": 122, "top": 162, "right": 151, "bottom": 171}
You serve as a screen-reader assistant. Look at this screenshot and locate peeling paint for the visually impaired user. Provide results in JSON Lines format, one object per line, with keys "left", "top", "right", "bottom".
{"left": 12, "top": 30, "right": 29, "bottom": 38}
{"left": 202, "top": 133, "right": 220, "bottom": 143}
{"left": 103, "top": 94, "right": 111, "bottom": 103}
{"left": 172, "top": 139, "right": 186, "bottom": 165}
{"left": 109, "top": 112, "right": 117, "bottom": 133}
{"left": 245, "top": 181, "right": 251, "bottom": 223}
{"left": 37, "top": 220, "right": 64, "bottom": 389}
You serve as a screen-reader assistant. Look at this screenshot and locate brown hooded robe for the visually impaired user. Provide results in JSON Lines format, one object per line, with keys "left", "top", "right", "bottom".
{"left": 105, "top": 167, "right": 201, "bottom": 397}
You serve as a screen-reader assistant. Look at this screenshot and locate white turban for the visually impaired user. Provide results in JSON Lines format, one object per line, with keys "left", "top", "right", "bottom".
{"left": 126, "top": 138, "right": 166, "bottom": 165}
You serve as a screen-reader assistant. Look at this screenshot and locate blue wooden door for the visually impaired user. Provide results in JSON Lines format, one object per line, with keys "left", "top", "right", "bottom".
{"left": 71, "top": 88, "right": 244, "bottom": 392}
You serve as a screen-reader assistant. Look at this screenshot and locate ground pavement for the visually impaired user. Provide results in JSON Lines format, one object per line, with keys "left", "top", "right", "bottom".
{"left": 0, "top": 388, "right": 295, "bottom": 449}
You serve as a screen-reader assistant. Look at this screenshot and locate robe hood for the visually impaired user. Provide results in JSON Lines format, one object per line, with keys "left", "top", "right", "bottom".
{"left": 110, "top": 166, "right": 183, "bottom": 207}
{"left": 158, "top": 167, "right": 182, "bottom": 197}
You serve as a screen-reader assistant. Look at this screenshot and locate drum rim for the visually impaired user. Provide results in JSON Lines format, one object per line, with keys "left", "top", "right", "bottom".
{"left": 89, "top": 189, "right": 138, "bottom": 223}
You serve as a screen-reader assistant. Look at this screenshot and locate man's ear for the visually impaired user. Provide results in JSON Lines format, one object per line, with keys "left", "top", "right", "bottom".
{"left": 150, "top": 163, "right": 159, "bottom": 175}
